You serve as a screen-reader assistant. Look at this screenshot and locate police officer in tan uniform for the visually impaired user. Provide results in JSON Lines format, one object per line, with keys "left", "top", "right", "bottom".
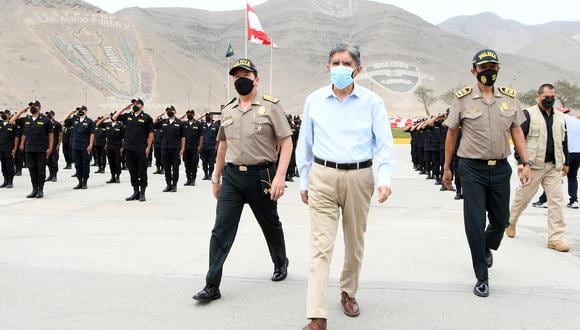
{"left": 443, "top": 49, "right": 532, "bottom": 297}
{"left": 193, "top": 59, "right": 293, "bottom": 303}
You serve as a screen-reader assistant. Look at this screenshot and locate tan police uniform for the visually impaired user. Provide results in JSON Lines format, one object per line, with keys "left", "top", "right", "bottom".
{"left": 203, "top": 93, "right": 292, "bottom": 289}
{"left": 444, "top": 85, "right": 526, "bottom": 282}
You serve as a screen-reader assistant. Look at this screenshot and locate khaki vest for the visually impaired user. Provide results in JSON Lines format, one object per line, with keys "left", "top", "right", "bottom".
{"left": 526, "top": 105, "right": 566, "bottom": 170}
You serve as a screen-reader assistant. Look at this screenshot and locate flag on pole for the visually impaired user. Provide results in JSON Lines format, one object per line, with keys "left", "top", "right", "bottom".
{"left": 225, "top": 42, "right": 235, "bottom": 58}
{"left": 246, "top": 3, "right": 277, "bottom": 47}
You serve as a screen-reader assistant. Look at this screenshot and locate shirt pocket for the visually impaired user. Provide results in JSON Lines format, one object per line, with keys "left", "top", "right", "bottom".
{"left": 463, "top": 111, "right": 483, "bottom": 120}
{"left": 499, "top": 110, "right": 516, "bottom": 129}
{"left": 253, "top": 116, "right": 272, "bottom": 136}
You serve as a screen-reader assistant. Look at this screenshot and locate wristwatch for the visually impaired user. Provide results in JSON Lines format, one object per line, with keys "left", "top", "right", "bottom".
{"left": 211, "top": 177, "right": 221, "bottom": 184}
{"left": 521, "top": 161, "right": 532, "bottom": 167}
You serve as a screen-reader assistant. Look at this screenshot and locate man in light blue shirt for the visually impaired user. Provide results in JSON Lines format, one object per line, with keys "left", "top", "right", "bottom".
{"left": 297, "top": 42, "right": 396, "bottom": 330}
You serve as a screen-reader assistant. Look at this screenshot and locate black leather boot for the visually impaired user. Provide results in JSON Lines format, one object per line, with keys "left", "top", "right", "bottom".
{"left": 139, "top": 186, "right": 146, "bottom": 202}
{"left": 126, "top": 186, "right": 139, "bottom": 201}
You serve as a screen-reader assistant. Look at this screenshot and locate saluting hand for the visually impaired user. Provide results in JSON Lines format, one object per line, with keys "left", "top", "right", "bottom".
{"left": 377, "top": 186, "right": 392, "bottom": 203}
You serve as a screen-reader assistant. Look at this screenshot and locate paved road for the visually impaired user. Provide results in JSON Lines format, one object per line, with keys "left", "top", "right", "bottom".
{"left": 1, "top": 145, "right": 579, "bottom": 329}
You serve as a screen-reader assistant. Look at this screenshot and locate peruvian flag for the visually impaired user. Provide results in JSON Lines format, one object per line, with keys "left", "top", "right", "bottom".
{"left": 247, "top": 3, "right": 277, "bottom": 48}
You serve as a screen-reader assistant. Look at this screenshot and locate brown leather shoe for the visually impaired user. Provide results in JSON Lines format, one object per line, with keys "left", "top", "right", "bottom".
{"left": 547, "top": 240, "right": 570, "bottom": 252}
{"left": 505, "top": 224, "right": 516, "bottom": 238}
{"left": 303, "top": 318, "right": 326, "bottom": 330}
{"left": 341, "top": 291, "right": 360, "bottom": 317}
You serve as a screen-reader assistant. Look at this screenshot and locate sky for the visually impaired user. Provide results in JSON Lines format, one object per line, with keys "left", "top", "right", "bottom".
{"left": 84, "top": 0, "right": 580, "bottom": 25}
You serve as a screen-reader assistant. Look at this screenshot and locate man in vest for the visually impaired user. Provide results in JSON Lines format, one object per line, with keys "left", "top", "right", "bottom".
{"left": 506, "top": 83, "right": 570, "bottom": 252}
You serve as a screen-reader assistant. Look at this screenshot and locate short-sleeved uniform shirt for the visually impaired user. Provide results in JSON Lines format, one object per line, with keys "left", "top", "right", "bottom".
{"left": 156, "top": 118, "right": 185, "bottom": 150}
{"left": 444, "top": 85, "right": 525, "bottom": 160}
{"left": 118, "top": 111, "right": 154, "bottom": 152}
{"left": 0, "top": 121, "right": 18, "bottom": 152}
{"left": 183, "top": 120, "right": 203, "bottom": 150}
{"left": 22, "top": 115, "right": 53, "bottom": 153}
{"left": 105, "top": 122, "right": 124, "bottom": 149}
{"left": 50, "top": 120, "right": 62, "bottom": 148}
{"left": 202, "top": 122, "right": 220, "bottom": 150}
{"left": 218, "top": 94, "right": 292, "bottom": 165}
{"left": 94, "top": 123, "right": 108, "bottom": 146}
{"left": 65, "top": 116, "right": 96, "bottom": 150}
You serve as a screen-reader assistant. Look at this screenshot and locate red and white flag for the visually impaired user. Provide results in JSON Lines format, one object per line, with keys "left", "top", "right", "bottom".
{"left": 246, "top": 3, "right": 277, "bottom": 48}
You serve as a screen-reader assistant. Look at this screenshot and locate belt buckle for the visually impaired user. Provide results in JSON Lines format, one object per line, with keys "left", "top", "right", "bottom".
{"left": 239, "top": 165, "right": 247, "bottom": 172}
{"left": 487, "top": 160, "right": 497, "bottom": 166}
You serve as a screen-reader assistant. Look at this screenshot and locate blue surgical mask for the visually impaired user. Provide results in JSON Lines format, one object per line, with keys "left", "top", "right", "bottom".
{"left": 330, "top": 66, "right": 354, "bottom": 89}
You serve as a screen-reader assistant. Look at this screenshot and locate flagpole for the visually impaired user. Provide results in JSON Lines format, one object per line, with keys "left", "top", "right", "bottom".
{"left": 227, "top": 40, "right": 231, "bottom": 100}
{"left": 269, "top": 41, "right": 273, "bottom": 96}
{"left": 244, "top": 3, "right": 248, "bottom": 58}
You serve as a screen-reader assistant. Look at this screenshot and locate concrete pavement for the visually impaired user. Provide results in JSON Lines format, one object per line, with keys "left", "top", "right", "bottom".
{"left": 1, "top": 145, "right": 579, "bottom": 329}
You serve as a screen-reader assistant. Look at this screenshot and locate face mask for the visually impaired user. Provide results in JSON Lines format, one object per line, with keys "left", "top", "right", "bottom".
{"left": 30, "top": 107, "right": 38, "bottom": 114}
{"left": 78, "top": 111, "right": 85, "bottom": 117}
{"left": 132, "top": 105, "right": 140, "bottom": 112}
{"left": 187, "top": 114, "right": 194, "bottom": 120}
{"left": 167, "top": 111, "right": 175, "bottom": 118}
{"left": 541, "top": 97, "right": 555, "bottom": 109}
{"left": 234, "top": 77, "right": 255, "bottom": 96}
{"left": 205, "top": 116, "right": 211, "bottom": 122}
{"left": 476, "top": 69, "right": 498, "bottom": 86}
{"left": 330, "top": 66, "right": 356, "bottom": 90}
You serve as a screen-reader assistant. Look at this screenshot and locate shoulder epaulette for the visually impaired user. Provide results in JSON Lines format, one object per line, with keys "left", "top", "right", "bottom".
{"left": 262, "top": 95, "right": 280, "bottom": 104}
{"left": 455, "top": 87, "right": 472, "bottom": 99}
{"left": 499, "top": 87, "right": 517, "bottom": 98}
{"left": 221, "top": 97, "right": 237, "bottom": 111}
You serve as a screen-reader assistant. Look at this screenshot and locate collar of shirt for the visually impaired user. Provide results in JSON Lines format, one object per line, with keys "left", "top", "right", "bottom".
{"left": 232, "top": 94, "right": 262, "bottom": 112}
{"left": 169, "top": 119, "right": 174, "bottom": 125}
{"left": 470, "top": 85, "right": 503, "bottom": 100}
{"left": 324, "top": 84, "right": 361, "bottom": 101}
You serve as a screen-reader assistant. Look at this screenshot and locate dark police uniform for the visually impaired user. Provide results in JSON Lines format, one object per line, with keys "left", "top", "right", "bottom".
{"left": 202, "top": 94, "right": 291, "bottom": 292}
{"left": 155, "top": 117, "right": 185, "bottom": 191}
{"left": 182, "top": 118, "right": 203, "bottom": 185}
{"left": 200, "top": 120, "right": 219, "bottom": 179}
{"left": 117, "top": 111, "right": 154, "bottom": 198}
{"left": 46, "top": 119, "right": 62, "bottom": 181}
{"left": 444, "top": 84, "right": 524, "bottom": 283}
{"left": 14, "top": 117, "right": 26, "bottom": 175}
{"left": 62, "top": 126, "right": 73, "bottom": 168}
{"left": 65, "top": 115, "right": 95, "bottom": 187}
{"left": 153, "top": 127, "right": 163, "bottom": 173}
{"left": 0, "top": 121, "right": 18, "bottom": 187}
{"left": 105, "top": 121, "right": 124, "bottom": 183}
{"left": 22, "top": 114, "right": 53, "bottom": 196}
{"left": 94, "top": 122, "right": 108, "bottom": 173}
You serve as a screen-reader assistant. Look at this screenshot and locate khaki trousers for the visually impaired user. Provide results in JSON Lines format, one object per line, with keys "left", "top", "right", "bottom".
{"left": 306, "top": 163, "right": 374, "bottom": 319}
{"left": 509, "top": 163, "right": 566, "bottom": 241}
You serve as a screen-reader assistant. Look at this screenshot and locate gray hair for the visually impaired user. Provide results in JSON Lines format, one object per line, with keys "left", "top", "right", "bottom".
{"left": 328, "top": 42, "right": 361, "bottom": 66}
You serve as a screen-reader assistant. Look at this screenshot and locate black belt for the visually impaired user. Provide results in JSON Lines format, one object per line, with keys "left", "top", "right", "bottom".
{"left": 314, "top": 157, "right": 372, "bottom": 170}
{"left": 226, "top": 162, "right": 272, "bottom": 172}
{"left": 462, "top": 158, "right": 507, "bottom": 166}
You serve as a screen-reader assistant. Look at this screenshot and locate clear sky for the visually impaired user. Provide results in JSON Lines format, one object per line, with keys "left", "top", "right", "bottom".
{"left": 85, "top": 0, "right": 580, "bottom": 25}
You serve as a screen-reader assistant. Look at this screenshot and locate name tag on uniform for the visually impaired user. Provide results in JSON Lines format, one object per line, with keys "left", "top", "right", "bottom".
{"left": 138, "top": 119, "right": 145, "bottom": 123}
{"left": 37, "top": 121, "right": 44, "bottom": 125}
{"left": 174, "top": 124, "right": 180, "bottom": 127}
{"left": 25, "top": 122, "right": 31, "bottom": 125}
{"left": 7, "top": 128, "right": 13, "bottom": 131}
{"left": 162, "top": 123, "right": 168, "bottom": 126}
{"left": 222, "top": 116, "right": 233, "bottom": 126}
{"left": 193, "top": 127, "right": 199, "bottom": 130}
{"left": 128, "top": 117, "right": 133, "bottom": 121}
{"left": 115, "top": 128, "right": 120, "bottom": 132}
{"left": 465, "top": 109, "right": 480, "bottom": 115}
{"left": 83, "top": 123, "right": 88, "bottom": 126}
{"left": 500, "top": 102, "right": 509, "bottom": 111}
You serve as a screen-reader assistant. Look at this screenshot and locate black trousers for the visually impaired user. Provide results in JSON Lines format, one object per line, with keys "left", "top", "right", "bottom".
{"left": 183, "top": 149, "right": 200, "bottom": 181}
{"left": 107, "top": 147, "right": 122, "bottom": 177}
{"left": 154, "top": 146, "right": 162, "bottom": 168}
{"left": 459, "top": 158, "right": 511, "bottom": 281}
{"left": 126, "top": 149, "right": 148, "bottom": 188}
{"left": 568, "top": 153, "right": 580, "bottom": 203}
{"left": 424, "top": 149, "right": 435, "bottom": 173}
{"left": 73, "top": 148, "right": 90, "bottom": 180}
{"left": 200, "top": 147, "right": 216, "bottom": 177}
{"left": 63, "top": 142, "right": 72, "bottom": 166}
{"left": 0, "top": 151, "right": 15, "bottom": 183}
{"left": 47, "top": 147, "right": 59, "bottom": 177}
{"left": 15, "top": 149, "right": 24, "bottom": 172}
{"left": 452, "top": 154, "right": 462, "bottom": 192}
{"left": 25, "top": 152, "right": 46, "bottom": 187}
{"left": 417, "top": 146, "right": 424, "bottom": 171}
{"left": 439, "top": 148, "right": 445, "bottom": 176}
{"left": 162, "top": 148, "right": 180, "bottom": 186}
{"left": 206, "top": 165, "right": 287, "bottom": 287}
{"left": 94, "top": 145, "right": 107, "bottom": 170}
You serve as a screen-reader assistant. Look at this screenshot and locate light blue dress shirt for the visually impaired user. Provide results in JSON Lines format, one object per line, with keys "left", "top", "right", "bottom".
{"left": 295, "top": 83, "right": 396, "bottom": 191}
